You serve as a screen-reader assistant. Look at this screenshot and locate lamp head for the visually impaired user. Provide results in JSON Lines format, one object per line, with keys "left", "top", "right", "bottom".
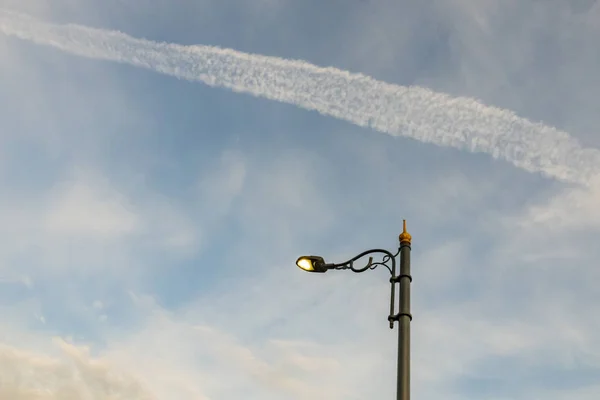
{"left": 296, "top": 256, "right": 328, "bottom": 273}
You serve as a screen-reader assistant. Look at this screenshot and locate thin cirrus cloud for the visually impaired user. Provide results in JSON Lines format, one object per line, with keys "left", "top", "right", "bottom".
{"left": 1, "top": 8, "right": 599, "bottom": 187}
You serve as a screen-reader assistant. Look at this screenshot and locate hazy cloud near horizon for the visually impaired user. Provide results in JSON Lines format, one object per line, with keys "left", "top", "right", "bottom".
{"left": 1, "top": 1, "right": 600, "bottom": 399}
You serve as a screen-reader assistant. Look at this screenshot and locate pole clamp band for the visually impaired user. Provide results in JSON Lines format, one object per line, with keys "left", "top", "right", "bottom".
{"left": 388, "top": 312, "right": 413, "bottom": 322}
{"left": 390, "top": 274, "right": 412, "bottom": 283}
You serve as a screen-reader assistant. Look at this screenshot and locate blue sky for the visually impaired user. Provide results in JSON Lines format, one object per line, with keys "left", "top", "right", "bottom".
{"left": 1, "top": 1, "right": 600, "bottom": 399}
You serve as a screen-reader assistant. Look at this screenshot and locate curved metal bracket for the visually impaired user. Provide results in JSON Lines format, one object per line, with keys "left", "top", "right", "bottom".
{"left": 329, "top": 248, "right": 398, "bottom": 275}
{"left": 326, "top": 247, "right": 401, "bottom": 329}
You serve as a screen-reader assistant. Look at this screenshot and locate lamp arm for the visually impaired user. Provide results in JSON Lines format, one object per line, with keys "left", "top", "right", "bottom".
{"left": 328, "top": 248, "right": 398, "bottom": 275}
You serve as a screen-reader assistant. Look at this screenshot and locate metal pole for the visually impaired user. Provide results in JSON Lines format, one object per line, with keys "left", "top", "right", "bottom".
{"left": 397, "top": 220, "right": 412, "bottom": 400}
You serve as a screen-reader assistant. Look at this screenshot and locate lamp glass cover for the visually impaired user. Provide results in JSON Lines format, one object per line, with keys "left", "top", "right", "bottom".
{"left": 297, "top": 258, "right": 315, "bottom": 271}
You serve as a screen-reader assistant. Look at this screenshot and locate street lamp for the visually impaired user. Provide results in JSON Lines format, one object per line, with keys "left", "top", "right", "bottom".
{"left": 296, "top": 220, "right": 413, "bottom": 400}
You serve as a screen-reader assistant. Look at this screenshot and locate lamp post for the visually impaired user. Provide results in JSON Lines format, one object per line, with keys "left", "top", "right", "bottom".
{"left": 296, "top": 220, "right": 412, "bottom": 400}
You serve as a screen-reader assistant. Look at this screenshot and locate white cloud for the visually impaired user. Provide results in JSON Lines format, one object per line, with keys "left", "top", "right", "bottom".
{"left": 0, "top": 338, "right": 156, "bottom": 400}
{"left": 43, "top": 169, "right": 139, "bottom": 238}
{"left": 520, "top": 178, "right": 600, "bottom": 230}
{"left": 2, "top": 297, "right": 355, "bottom": 400}
{"left": 1, "top": 165, "right": 599, "bottom": 400}
{"left": 1, "top": 8, "right": 599, "bottom": 187}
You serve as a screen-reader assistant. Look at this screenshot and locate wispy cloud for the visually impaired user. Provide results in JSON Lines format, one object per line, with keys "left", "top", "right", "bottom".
{"left": 43, "top": 168, "right": 139, "bottom": 238}
{"left": 0, "top": 338, "right": 155, "bottom": 400}
{"left": 1, "top": 9, "right": 599, "bottom": 187}
{"left": 0, "top": 293, "right": 366, "bottom": 400}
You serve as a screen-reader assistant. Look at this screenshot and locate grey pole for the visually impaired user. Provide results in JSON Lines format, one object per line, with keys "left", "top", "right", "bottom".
{"left": 397, "top": 221, "right": 412, "bottom": 400}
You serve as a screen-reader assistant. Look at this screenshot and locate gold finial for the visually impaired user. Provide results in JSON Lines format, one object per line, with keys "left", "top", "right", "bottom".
{"left": 399, "top": 219, "right": 412, "bottom": 244}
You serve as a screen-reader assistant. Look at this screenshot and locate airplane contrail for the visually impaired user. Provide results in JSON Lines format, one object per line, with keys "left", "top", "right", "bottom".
{"left": 2, "top": 9, "right": 599, "bottom": 187}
